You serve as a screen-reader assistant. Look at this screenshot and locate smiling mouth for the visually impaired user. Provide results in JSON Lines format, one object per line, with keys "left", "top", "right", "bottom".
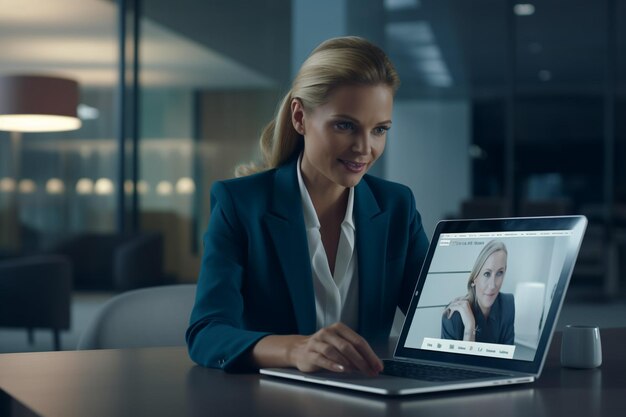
{"left": 339, "top": 159, "right": 367, "bottom": 172}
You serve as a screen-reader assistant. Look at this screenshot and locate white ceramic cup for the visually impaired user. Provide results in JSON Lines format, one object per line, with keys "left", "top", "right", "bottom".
{"left": 560, "top": 325, "right": 602, "bottom": 369}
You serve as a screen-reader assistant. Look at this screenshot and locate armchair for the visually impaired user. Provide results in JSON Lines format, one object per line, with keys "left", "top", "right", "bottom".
{"left": 0, "top": 255, "right": 72, "bottom": 351}
{"left": 52, "top": 232, "right": 164, "bottom": 291}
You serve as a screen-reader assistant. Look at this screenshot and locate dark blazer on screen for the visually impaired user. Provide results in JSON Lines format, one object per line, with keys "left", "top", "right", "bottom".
{"left": 441, "top": 292, "right": 515, "bottom": 345}
{"left": 186, "top": 157, "right": 429, "bottom": 371}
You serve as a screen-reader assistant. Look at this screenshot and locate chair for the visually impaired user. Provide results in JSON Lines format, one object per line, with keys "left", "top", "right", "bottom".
{"left": 52, "top": 232, "right": 164, "bottom": 291}
{"left": 77, "top": 284, "right": 196, "bottom": 350}
{"left": 0, "top": 255, "right": 72, "bottom": 351}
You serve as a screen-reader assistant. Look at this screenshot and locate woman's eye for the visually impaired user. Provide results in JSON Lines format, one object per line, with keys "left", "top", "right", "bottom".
{"left": 373, "top": 126, "right": 390, "bottom": 136}
{"left": 483, "top": 271, "right": 491, "bottom": 278}
{"left": 335, "top": 121, "right": 355, "bottom": 131}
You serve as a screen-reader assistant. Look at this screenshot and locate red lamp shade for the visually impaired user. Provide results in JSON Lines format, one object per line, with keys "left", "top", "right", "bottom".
{"left": 0, "top": 75, "right": 81, "bottom": 132}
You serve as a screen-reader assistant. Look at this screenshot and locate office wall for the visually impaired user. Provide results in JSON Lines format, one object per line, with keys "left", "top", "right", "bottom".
{"left": 385, "top": 99, "right": 471, "bottom": 238}
{"left": 291, "top": 0, "right": 346, "bottom": 77}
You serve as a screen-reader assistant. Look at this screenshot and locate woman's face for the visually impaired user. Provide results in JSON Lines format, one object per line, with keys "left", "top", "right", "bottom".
{"left": 294, "top": 84, "right": 393, "bottom": 191}
{"left": 473, "top": 250, "right": 507, "bottom": 312}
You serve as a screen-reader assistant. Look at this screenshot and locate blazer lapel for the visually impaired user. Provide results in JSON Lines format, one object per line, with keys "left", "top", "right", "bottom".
{"left": 263, "top": 159, "right": 317, "bottom": 335}
{"left": 354, "top": 178, "right": 389, "bottom": 339}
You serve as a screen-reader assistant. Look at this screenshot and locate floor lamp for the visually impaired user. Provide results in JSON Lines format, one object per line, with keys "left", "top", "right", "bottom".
{"left": 0, "top": 75, "right": 82, "bottom": 251}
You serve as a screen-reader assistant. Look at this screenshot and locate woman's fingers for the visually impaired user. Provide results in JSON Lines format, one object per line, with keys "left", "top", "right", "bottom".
{"left": 320, "top": 334, "right": 374, "bottom": 374}
{"left": 334, "top": 324, "right": 383, "bottom": 373}
{"left": 309, "top": 339, "right": 353, "bottom": 370}
{"left": 321, "top": 324, "right": 382, "bottom": 375}
{"left": 297, "top": 323, "right": 382, "bottom": 375}
{"left": 307, "top": 347, "right": 348, "bottom": 373}
{"left": 446, "top": 300, "right": 475, "bottom": 327}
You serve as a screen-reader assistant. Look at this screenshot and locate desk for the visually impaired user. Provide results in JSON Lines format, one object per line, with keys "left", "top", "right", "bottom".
{"left": 1, "top": 328, "right": 625, "bottom": 417}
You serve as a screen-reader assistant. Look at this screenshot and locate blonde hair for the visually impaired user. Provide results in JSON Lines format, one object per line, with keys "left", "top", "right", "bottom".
{"left": 466, "top": 240, "right": 508, "bottom": 306}
{"left": 235, "top": 36, "right": 400, "bottom": 177}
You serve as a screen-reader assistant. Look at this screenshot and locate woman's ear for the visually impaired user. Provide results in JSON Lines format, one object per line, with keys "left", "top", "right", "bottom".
{"left": 291, "top": 98, "right": 306, "bottom": 135}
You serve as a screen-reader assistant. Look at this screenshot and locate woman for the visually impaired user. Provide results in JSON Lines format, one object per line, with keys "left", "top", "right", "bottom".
{"left": 186, "top": 37, "right": 429, "bottom": 375}
{"left": 441, "top": 240, "right": 515, "bottom": 345}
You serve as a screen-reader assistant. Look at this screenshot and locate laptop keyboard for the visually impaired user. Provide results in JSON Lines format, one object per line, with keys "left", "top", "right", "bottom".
{"left": 382, "top": 360, "right": 498, "bottom": 382}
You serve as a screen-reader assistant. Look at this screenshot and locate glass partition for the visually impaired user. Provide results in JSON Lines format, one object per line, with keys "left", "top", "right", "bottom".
{"left": 1, "top": 0, "right": 624, "bottom": 296}
{"left": 0, "top": 0, "right": 118, "bottom": 254}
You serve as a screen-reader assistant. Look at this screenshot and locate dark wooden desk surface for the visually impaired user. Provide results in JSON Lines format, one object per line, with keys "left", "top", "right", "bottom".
{"left": 1, "top": 328, "right": 625, "bottom": 417}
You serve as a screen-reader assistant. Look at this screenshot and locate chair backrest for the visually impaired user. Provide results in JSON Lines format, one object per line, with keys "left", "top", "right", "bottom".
{"left": 0, "top": 255, "right": 72, "bottom": 329}
{"left": 77, "top": 284, "right": 196, "bottom": 350}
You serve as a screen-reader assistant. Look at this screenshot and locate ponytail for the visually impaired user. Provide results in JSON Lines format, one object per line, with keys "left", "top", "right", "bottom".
{"left": 236, "top": 36, "right": 399, "bottom": 177}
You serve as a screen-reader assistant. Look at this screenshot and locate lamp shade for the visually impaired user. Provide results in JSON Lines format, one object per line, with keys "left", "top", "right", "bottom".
{"left": 0, "top": 75, "right": 81, "bottom": 132}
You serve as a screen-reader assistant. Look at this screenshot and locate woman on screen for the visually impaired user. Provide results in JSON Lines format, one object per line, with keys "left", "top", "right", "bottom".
{"left": 441, "top": 240, "right": 515, "bottom": 344}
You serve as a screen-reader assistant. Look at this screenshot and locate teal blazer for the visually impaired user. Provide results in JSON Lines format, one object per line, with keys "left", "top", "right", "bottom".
{"left": 186, "top": 157, "right": 429, "bottom": 371}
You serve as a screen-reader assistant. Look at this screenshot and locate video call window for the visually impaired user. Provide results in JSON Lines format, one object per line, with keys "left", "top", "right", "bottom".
{"left": 404, "top": 231, "right": 572, "bottom": 362}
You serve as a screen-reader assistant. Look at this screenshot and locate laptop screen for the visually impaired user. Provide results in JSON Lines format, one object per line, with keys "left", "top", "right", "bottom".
{"left": 395, "top": 216, "right": 587, "bottom": 374}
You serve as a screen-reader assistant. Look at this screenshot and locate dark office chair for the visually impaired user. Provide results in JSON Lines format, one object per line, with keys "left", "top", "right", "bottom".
{"left": 52, "top": 231, "right": 164, "bottom": 291}
{"left": 77, "top": 284, "right": 196, "bottom": 350}
{"left": 0, "top": 255, "right": 72, "bottom": 351}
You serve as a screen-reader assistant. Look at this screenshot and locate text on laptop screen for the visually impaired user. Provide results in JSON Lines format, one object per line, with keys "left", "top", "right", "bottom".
{"left": 403, "top": 230, "right": 573, "bottom": 362}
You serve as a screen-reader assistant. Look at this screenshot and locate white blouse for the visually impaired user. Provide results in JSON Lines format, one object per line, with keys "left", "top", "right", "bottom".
{"left": 297, "top": 155, "right": 359, "bottom": 331}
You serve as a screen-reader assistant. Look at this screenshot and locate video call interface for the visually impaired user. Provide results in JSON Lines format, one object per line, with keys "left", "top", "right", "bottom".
{"left": 403, "top": 229, "right": 573, "bottom": 362}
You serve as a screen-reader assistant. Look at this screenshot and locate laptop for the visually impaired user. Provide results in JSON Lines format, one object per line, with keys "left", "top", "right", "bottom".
{"left": 260, "top": 215, "right": 588, "bottom": 395}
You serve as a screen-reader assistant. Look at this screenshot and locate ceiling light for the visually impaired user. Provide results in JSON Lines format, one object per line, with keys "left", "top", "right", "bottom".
{"left": 77, "top": 104, "right": 100, "bottom": 120}
{"left": 156, "top": 181, "right": 173, "bottom": 196}
{"left": 137, "top": 180, "right": 150, "bottom": 195}
{"left": 414, "top": 58, "right": 453, "bottom": 87}
{"left": 384, "top": 0, "right": 420, "bottom": 11}
{"left": 124, "top": 179, "right": 150, "bottom": 194}
{"left": 46, "top": 178, "right": 65, "bottom": 194}
{"left": 418, "top": 59, "right": 448, "bottom": 74}
{"left": 124, "top": 180, "right": 134, "bottom": 194}
{"left": 94, "top": 178, "right": 114, "bottom": 195}
{"left": 409, "top": 45, "right": 442, "bottom": 60}
{"left": 514, "top": 4, "right": 535, "bottom": 16}
{"left": 76, "top": 178, "right": 94, "bottom": 195}
{"left": 176, "top": 177, "right": 196, "bottom": 195}
{"left": 0, "top": 177, "right": 16, "bottom": 193}
{"left": 18, "top": 179, "right": 36, "bottom": 194}
{"left": 386, "top": 21, "right": 434, "bottom": 44}
{"left": 0, "top": 75, "right": 82, "bottom": 132}
{"left": 425, "top": 73, "right": 453, "bottom": 88}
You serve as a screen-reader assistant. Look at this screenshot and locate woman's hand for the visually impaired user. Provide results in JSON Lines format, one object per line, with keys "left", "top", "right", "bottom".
{"left": 288, "top": 323, "right": 383, "bottom": 376}
{"left": 445, "top": 297, "right": 476, "bottom": 341}
{"left": 250, "top": 323, "right": 383, "bottom": 376}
